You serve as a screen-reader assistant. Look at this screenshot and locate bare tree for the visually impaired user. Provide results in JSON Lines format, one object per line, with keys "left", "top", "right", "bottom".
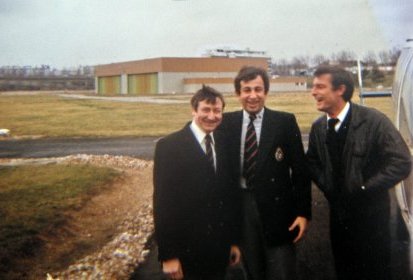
{"left": 272, "top": 58, "right": 290, "bottom": 75}
{"left": 378, "top": 50, "right": 391, "bottom": 65}
{"left": 331, "top": 50, "right": 356, "bottom": 66}
{"left": 290, "top": 55, "right": 309, "bottom": 74}
{"left": 389, "top": 47, "right": 401, "bottom": 66}
{"left": 312, "top": 54, "right": 329, "bottom": 67}
{"left": 363, "top": 51, "right": 378, "bottom": 66}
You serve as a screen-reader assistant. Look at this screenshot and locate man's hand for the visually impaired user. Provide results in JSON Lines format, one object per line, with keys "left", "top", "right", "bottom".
{"left": 229, "top": 245, "right": 242, "bottom": 266}
{"left": 162, "top": 258, "right": 183, "bottom": 280}
{"left": 288, "top": 216, "right": 309, "bottom": 243}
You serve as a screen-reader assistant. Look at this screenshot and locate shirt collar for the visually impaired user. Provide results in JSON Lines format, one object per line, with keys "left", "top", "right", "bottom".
{"left": 243, "top": 108, "right": 264, "bottom": 121}
{"left": 190, "top": 121, "right": 214, "bottom": 145}
{"left": 327, "top": 102, "right": 350, "bottom": 123}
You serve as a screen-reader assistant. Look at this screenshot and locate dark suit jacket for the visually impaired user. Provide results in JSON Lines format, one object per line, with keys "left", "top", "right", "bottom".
{"left": 220, "top": 108, "right": 311, "bottom": 247}
{"left": 153, "top": 123, "right": 241, "bottom": 273}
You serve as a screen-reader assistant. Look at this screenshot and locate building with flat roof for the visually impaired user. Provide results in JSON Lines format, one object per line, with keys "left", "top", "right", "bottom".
{"left": 94, "top": 57, "right": 306, "bottom": 95}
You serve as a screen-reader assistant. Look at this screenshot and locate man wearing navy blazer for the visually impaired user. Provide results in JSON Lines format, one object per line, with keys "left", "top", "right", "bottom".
{"left": 153, "top": 86, "right": 242, "bottom": 280}
{"left": 219, "top": 66, "right": 311, "bottom": 280}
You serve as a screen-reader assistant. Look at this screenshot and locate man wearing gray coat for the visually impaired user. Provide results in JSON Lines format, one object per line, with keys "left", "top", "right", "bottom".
{"left": 307, "top": 65, "right": 412, "bottom": 280}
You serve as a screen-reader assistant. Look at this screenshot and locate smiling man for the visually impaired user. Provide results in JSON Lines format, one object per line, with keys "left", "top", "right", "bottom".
{"left": 219, "top": 66, "right": 311, "bottom": 280}
{"left": 307, "top": 65, "right": 412, "bottom": 280}
{"left": 153, "top": 85, "right": 241, "bottom": 280}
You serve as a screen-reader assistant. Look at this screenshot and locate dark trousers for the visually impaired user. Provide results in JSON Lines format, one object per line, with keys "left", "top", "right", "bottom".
{"left": 180, "top": 257, "right": 227, "bottom": 280}
{"left": 181, "top": 265, "right": 226, "bottom": 280}
{"left": 242, "top": 192, "right": 297, "bottom": 280}
{"left": 330, "top": 198, "right": 391, "bottom": 280}
{"left": 182, "top": 272, "right": 226, "bottom": 280}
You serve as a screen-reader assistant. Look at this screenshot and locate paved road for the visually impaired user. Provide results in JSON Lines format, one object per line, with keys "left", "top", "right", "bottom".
{"left": 0, "top": 135, "right": 308, "bottom": 160}
{"left": 0, "top": 137, "right": 158, "bottom": 160}
{"left": 1, "top": 136, "right": 411, "bottom": 279}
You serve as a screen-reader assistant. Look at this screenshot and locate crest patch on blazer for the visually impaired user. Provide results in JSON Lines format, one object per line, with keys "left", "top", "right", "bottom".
{"left": 275, "top": 147, "right": 284, "bottom": 161}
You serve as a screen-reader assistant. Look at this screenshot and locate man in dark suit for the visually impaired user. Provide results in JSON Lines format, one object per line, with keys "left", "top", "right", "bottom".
{"left": 306, "top": 65, "right": 412, "bottom": 280}
{"left": 153, "top": 85, "right": 241, "bottom": 280}
{"left": 219, "top": 66, "right": 311, "bottom": 280}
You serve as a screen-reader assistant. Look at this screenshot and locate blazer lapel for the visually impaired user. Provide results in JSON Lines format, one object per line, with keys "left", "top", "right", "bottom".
{"left": 183, "top": 123, "right": 218, "bottom": 176}
{"left": 228, "top": 111, "right": 243, "bottom": 176}
{"left": 214, "top": 131, "right": 226, "bottom": 175}
{"left": 182, "top": 123, "right": 208, "bottom": 163}
{"left": 255, "top": 108, "right": 274, "bottom": 173}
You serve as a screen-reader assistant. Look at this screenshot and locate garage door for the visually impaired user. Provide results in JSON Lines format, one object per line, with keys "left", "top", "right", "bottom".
{"left": 98, "top": 76, "right": 121, "bottom": 95}
{"left": 128, "top": 73, "right": 158, "bottom": 95}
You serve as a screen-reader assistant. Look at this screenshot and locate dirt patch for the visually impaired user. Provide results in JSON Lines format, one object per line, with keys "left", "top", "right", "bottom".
{"left": 0, "top": 155, "right": 154, "bottom": 280}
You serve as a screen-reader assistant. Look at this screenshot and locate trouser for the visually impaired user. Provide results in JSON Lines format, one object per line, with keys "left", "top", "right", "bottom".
{"left": 330, "top": 199, "right": 391, "bottom": 280}
{"left": 241, "top": 192, "right": 297, "bottom": 280}
{"left": 181, "top": 263, "right": 227, "bottom": 280}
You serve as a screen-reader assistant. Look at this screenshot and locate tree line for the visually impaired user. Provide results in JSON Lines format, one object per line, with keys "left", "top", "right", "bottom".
{"left": 271, "top": 48, "right": 401, "bottom": 76}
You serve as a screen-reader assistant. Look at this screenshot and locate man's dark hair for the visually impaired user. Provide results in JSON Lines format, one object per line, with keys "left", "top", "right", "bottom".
{"left": 190, "top": 85, "right": 225, "bottom": 110}
{"left": 314, "top": 65, "right": 354, "bottom": 101}
{"left": 234, "top": 66, "right": 270, "bottom": 95}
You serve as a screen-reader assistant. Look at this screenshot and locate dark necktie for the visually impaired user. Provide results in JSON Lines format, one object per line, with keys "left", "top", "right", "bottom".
{"left": 205, "top": 134, "right": 215, "bottom": 170}
{"left": 326, "top": 118, "right": 339, "bottom": 145}
{"left": 326, "top": 118, "right": 340, "bottom": 183}
{"left": 243, "top": 114, "right": 258, "bottom": 188}
{"left": 328, "top": 118, "right": 339, "bottom": 132}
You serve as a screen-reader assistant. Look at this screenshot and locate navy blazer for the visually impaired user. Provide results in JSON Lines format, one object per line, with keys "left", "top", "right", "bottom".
{"left": 220, "top": 108, "right": 311, "bottom": 247}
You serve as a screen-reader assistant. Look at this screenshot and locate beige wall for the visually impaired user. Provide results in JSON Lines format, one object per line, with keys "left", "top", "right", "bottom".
{"left": 182, "top": 77, "right": 307, "bottom": 94}
{"left": 184, "top": 83, "right": 235, "bottom": 94}
{"left": 183, "top": 81, "right": 307, "bottom": 94}
{"left": 270, "top": 82, "right": 307, "bottom": 92}
{"left": 158, "top": 72, "right": 238, "bottom": 94}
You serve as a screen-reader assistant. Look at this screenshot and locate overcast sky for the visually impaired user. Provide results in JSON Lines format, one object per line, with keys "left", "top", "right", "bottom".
{"left": 0, "top": 0, "right": 412, "bottom": 68}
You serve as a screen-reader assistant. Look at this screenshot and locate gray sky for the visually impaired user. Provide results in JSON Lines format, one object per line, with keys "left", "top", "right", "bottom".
{"left": 0, "top": 0, "right": 412, "bottom": 68}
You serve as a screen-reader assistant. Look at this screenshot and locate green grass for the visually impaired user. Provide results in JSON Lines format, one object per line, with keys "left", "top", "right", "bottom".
{"left": 0, "top": 91, "right": 395, "bottom": 137}
{"left": 0, "top": 163, "right": 120, "bottom": 278}
{"left": 0, "top": 94, "right": 191, "bottom": 137}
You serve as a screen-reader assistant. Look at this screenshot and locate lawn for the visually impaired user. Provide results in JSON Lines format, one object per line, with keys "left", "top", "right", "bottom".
{"left": 0, "top": 91, "right": 394, "bottom": 137}
{"left": 0, "top": 163, "right": 120, "bottom": 279}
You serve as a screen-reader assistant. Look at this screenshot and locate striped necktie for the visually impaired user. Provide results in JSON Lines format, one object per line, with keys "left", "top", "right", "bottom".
{"left": 243, "top": 114, "right": 258, "bottom": 188}
{"left": 205, "top": 134, "right": 215, "bottom": 170}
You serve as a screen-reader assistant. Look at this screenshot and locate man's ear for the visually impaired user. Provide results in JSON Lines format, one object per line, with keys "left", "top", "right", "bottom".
{"left": 336, "top": 84, "right": 346, "bottom": 96}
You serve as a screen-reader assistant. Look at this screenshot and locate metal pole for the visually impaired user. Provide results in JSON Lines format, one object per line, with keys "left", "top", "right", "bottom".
{"left": 357, "top": 59, "right": 364, "bottom": 105}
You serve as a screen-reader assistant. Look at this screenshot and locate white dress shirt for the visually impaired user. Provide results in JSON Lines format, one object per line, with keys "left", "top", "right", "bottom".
{"left": 190, "top": 121, "right": 216, "bottom": 170}
{"left": 327, "top": 102, "right": 350, "bottom": 132}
